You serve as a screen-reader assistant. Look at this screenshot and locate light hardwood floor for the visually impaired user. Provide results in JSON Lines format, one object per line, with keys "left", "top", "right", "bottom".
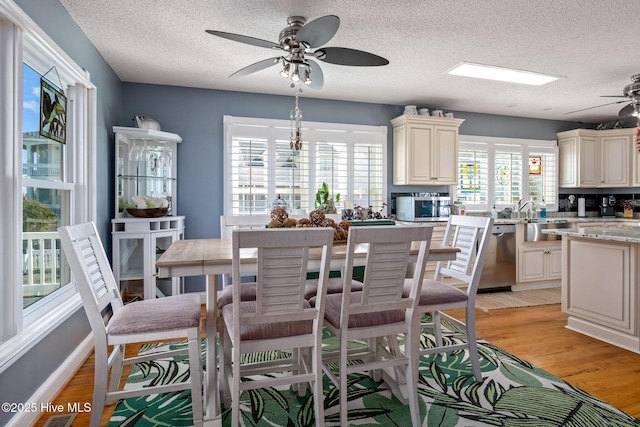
{"left": 32, "top": 304, "right": 640, "bottom": 426}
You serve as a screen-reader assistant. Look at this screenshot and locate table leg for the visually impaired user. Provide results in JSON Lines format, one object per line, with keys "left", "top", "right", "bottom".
{"left": 204, "top": 274, "right": 221, "bottom": 425}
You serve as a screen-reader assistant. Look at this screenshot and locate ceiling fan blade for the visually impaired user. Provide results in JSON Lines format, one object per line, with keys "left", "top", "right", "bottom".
{"left": 295, "top": 15, "right": 340, "bottom": 47}
{"left": 316, "top": 47, "right": 389, "bottom": 66}
{"left": 305, "top": 60, "right": 324, "bottom": 90}
{"left": 229, "top": 57, "right": 281, "bottom": 78}
{"left": 563, "top": 99, "right": 628, "bottom": 115}
{"left": 600, "top": 95, "right": 628, "bottom": 98}
{"left": 205, "top": 30, "right": 281, "bottom": 49}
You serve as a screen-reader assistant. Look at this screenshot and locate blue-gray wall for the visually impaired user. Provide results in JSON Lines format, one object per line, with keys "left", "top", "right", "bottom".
{"left": 1, "top": 0, "right": 594, "bottom": 422}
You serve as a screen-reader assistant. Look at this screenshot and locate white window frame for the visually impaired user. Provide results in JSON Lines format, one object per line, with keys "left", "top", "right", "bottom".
{"left": 223, "top": 115, "right": 387, "bottom": 215}
{"left": 455, "top": 135, "right": 558, "bottom": 212}
{"left": 0, "top": 1, "right": 97, "bottom": 372}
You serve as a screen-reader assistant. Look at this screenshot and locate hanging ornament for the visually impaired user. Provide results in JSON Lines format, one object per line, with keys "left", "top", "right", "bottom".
{"left": 290, "top": 87, "right": 303, "bottom": 151}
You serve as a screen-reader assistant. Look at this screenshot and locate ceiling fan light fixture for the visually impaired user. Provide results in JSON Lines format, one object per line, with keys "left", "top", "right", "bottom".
{"left": 303, "top": 68, "right": 312, "bottom": 85}
{"left": 280, "top": 61, "right": 291, "bottom": 78}
{"left": 291, "top": 65, "right": 300, "bottom": 82}
{"left": 446, "top": 62, "right": 562, "bottom": 86}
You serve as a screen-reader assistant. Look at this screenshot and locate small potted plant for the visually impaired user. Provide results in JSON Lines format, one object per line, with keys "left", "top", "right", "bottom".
{"left": 314, "top": 182, "right": 340, "bottom": 214}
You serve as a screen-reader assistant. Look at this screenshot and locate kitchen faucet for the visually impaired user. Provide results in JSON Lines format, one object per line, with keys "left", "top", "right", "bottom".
{"left": 517, "top": 199, "right": 533, "bottom": 219}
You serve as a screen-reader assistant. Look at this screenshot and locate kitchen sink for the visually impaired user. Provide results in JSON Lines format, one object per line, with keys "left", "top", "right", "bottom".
{"left": 524, "top": 219, "right": 570, "bottom": 241}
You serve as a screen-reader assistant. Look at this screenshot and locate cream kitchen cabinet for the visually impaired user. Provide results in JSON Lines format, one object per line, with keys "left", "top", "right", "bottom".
{"left": 391, "top": 115, "right": 464, "bottom": 185}
{"left": 518, "top": 242, "right": 562, "bottom": 283}
{"left": 558, "top": 128, "right": 632, "bottom": 188}
{"left": 632, "top": 131, "right": 640, "bottom": 186}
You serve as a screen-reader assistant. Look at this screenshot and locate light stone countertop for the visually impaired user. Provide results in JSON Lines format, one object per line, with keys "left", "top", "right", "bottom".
{"left": 398, "top": 216, "right": 640, "bottom": 226}
{"left": 542, "top": 225, "right": 640, "bottom": 244}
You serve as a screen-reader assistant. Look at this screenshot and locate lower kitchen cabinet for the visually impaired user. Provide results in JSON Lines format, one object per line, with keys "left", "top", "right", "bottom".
{"left": 561, "top": 234, "right": 639, "bottom": 353}
{"left": 518, "top": 243, "right": 562, "bottom": 283}
{"left": 111, "top": 216, "right": 185, "bottom": 300}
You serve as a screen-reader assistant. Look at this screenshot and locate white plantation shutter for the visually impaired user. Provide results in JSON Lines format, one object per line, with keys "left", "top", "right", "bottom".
{"left": 457, "top": 145, "right": 489, "bottom": 209}
{"left": 494, "top": 146, "right": 523, "bottom": 206}
{"left": 230, "top": 137, "right": 271, "bottom": 214}
{"left": 224, "top": 116, "right": 386, "bottom": 215}
{"left": 314, "top": 141, "right": 348, "bottom": 209}
{"left": 352, "top": 143, "right": 384, "bottom": 211}
{"left": 275, "top": 139, "right": 309, "bottom": 212}
{"left": 457, "top": 137, "right": 557, "bottom": 212}
{"left": 527, "top": 148, "right": 557, "bottom": 206}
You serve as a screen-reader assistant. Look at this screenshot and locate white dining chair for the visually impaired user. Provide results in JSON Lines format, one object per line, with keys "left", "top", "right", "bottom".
{"left": 218, "top": 227, "right": 334, "bottom": 427}
{"left": 317, "top": 225, "right": 433, "bottom": 426}
{"left": 58, "top": 222, "right": 204, "bottom": 427}
{"left": 217, "top": 214, "right": 363, "bottom": 308}
{"left": 404, "top": 215, "right": 494, "bottom": 425}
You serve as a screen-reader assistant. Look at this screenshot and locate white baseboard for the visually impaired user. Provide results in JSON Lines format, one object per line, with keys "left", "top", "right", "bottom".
{"left": 6, "top": 334, "right": 93, "bottom": 427}
{"left": 511, "top": 281, "right": 560, "bottom": 291}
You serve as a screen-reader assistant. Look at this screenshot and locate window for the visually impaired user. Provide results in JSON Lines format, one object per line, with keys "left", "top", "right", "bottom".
{"left": 224, "top": 116, "right": 386, "bottom": 215}
{"left": 0, "top": 5, "right": 96, "bottom": 355}
{"left": 22, "top": 65, "right": 71, "bottom": 310}
{"left": 456, "top": 136, "right": 557, "bottom": 212}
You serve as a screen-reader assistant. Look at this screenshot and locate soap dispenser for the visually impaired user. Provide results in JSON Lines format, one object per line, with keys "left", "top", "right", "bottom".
{"left": 539, "top": 198, "right": 547, "bottom": 219}
{"left": 490, "top": 204, "right": 498, "bottom": 219}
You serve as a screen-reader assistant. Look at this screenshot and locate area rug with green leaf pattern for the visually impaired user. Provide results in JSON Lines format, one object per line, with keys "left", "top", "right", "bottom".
{"left": 109, "top": 319, "right": 640, "bottom": 426}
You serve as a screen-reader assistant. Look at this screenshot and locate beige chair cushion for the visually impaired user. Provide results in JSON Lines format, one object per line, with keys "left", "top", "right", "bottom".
{"left": 106, "top": 294, "right": 201, "bottom": 335}
{"left": 221, "top": 300, "right": 313, "bottom": 340}
{"left": 321, "top": 292, "right": 406, "bottom": 329}
{"left": 304, "top": 277, "right": 363, "bottom": 300}
{"left": 217, "top": 278, "right": 364, "bottom": 308}
{"left": 402, "top": 279, "right": 468, "bottom": 306}
{"left": 217, "top": 282, "right": 258, "bottom": 308}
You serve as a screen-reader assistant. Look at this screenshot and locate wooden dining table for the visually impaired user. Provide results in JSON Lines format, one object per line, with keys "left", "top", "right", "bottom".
{"left": 156, "top": 237, "right": 460, "bottom": 425}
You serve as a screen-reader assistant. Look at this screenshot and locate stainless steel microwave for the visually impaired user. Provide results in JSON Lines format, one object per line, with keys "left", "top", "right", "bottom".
{"left": 396, "top": 196, "right": 451, "bottom": 221}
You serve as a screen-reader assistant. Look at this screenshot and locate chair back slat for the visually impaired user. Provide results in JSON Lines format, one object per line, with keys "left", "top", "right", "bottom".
{"left": 444, "top": 225, "right": 479, "bottom": 277}
{"left": 220, "top": 215, "right": 271, "bottom": 238}
{"left": 345, "top": 225, "right": 433, "bottom": 313}
{"left": 436, "top": 216, "right": 493, "bottom": 294}
{"left": 232, "top": 227, "right": 333, "bottom": 322}
{"left": 363, "top": 241, "right": 411, "bottom": 304}
{"left": 58, "top": 222, "right": 123, "bottom": 336}
{"left": 258, "top": 246, "right": 308, "bottom": 314}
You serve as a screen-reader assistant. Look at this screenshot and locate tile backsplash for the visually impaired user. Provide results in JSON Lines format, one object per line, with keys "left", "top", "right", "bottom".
{"left": 558, "top": 193, "right": 640, "bottom": 215}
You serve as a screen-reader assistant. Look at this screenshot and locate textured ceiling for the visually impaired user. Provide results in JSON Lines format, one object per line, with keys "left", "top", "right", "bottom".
{"left": 59, "top": 0, "right": 640, "bottom": 125}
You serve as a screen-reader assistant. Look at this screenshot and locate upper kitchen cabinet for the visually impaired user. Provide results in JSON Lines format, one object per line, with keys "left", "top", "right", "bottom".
{"left": 558, "top": 128, "right": 632, "bottom": 188}
{"left": 391, "top": 115, "right": 465, "bottom": 185}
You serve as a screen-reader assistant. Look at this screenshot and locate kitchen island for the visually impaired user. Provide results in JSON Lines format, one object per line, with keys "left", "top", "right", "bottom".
{"left": 544, "top": 226, "right": 640, "bottom": 354}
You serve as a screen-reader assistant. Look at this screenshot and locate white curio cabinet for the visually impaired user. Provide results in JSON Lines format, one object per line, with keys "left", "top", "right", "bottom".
{"left": 111, "top": 126, "right": 185, "bottom": 300}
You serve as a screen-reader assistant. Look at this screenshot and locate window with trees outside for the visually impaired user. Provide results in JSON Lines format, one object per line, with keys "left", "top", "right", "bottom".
{"left": 0, "top": 5, "right": 96, "bottom": 355}
{"left": 455, "top": 135, "right": 558, "bottom": 212}
{"left": 223, "top": 116, "right": 387, "bottom": 216}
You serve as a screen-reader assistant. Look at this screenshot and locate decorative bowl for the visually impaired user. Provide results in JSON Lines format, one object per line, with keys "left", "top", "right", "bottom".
{"left": 126, "top": 208, "right": 168, "bottom": 218}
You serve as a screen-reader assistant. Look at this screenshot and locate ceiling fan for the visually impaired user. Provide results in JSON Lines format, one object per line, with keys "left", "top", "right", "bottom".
{"left": 205, "top": 15, "right": 389, "bottom": 90}
{"left": 564, "top": 74, "right": 640, "bottom": 124}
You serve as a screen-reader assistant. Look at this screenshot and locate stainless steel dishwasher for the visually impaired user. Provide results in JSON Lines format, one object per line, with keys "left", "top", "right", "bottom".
{"left": 478, "top": 223, "right": 516, "bottom": 290}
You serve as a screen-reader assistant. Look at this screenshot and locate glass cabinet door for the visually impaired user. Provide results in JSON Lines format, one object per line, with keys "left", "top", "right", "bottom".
{"left": 114, "top": 126, "right": 182, "bottom": 217}
{"left": 113, "top": 233, "right": 147, "bottom": 302}
{"left": 153, "top": 230, "right": 183, "bottom": 297}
